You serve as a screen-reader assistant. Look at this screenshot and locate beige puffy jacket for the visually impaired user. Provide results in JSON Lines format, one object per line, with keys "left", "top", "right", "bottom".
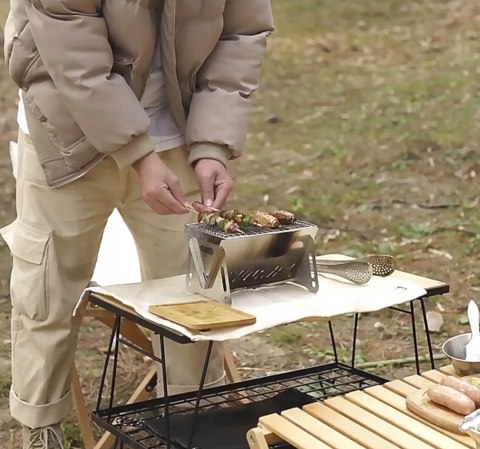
{"left": 4, "top": 0, "right": 274, "bottom": 186}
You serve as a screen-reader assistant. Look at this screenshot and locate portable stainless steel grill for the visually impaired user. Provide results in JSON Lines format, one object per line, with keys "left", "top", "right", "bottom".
{"left": 185, "top": 220, "right": 319, "bottom": 304}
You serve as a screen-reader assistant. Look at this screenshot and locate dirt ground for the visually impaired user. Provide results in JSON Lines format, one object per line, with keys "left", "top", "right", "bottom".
{"left": 1, "top": 0, "right": 480, "bottom": 448}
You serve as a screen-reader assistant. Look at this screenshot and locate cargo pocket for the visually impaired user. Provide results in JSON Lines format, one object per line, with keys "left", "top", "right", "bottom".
{"left": 10, "top": 222, "right": 51, "bottom": 321}
{"left": 0, "top": 220, "right": 16, "bottom": 250}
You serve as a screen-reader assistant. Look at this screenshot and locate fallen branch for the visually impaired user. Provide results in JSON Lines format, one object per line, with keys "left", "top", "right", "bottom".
{"left": 432, "top": 227, "right": 477, "bottom": 237}
{"left": 9, "top": 430, "right": 15, "bottom": 449}
{"left": 371, "top": 199, "right": 461, "bottom": 210}
{"left": 354, "top": 353, "right": 447, "bottom": 369}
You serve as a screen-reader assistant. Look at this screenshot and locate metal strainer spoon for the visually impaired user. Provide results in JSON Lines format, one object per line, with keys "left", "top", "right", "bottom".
{"left": 358, "top": 255, "right": 398, "bottom": 277}
{"left": 316, "top": 260, "right": 373, "bottom": 285}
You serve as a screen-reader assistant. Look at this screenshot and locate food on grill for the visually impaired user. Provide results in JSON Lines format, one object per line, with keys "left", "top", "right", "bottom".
{"left": 219, "top": 209, "right": 243, "bottom": 223}
{"left": 199, "top": 212, "right": 243, "bottom": 234}
{"left": 252, "top": 211, "right": 279, "bottom": 228}
{"left": 270, "top": 210, "right": 297, "bottom": 225}
{"left": 426, "top": 385, "right": 476, "bottom": 415}
{"left": 219, "top": 210, "right": 255, "bottom": 229}
{"left": 440, "top": 376, "right": 480, "bottom": 407}
{"left": 192, "top": 202, "right": 296, "bottom": 232}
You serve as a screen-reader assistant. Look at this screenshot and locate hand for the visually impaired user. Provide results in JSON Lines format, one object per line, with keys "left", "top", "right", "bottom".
{"left": 133, "top": 152, "right": 188, "bottom": 215}
{"left": 194, "top": 158, "right": 234, "bottom": 209}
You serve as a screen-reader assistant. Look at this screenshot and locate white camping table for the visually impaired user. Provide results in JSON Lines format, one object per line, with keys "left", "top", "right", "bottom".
{"left": 75, "top": 266, "right": 448, "bottom": 449}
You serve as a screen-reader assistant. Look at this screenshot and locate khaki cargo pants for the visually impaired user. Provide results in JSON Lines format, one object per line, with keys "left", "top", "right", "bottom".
{"left": 1, "top": 132, "right": 225, "bottom": 429}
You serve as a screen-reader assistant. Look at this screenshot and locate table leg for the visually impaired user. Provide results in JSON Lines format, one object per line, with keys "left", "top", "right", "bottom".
{"left": 419, "top": 296, "right": 435, "bottom": 369}
{"left": 350, "top": 298, "right": 434, "bottom": 374}
{"left": 91, "top": 367, "right": 157, "bottom": 449}
{"left": 410, "top": 300, "right": 421, "bottom": 375}
{"left": 328, "top": 321, "right": 339, "bottom": 364}
{"left": 187, "top": 341, "right": 214, "bottom": 449}
{"left": 158, "top": 334, "right": 171, "bottom": 449}
{"left": 350, "top": 314, "right": 359, "bottom": 368}
{"left": 75, "top": 314, "right": 159, "bottom": 449}
{"left": 96, "top": 315, "right": 121, "bottom": 412}
{"left": 224, "top": 344, "right": 241, "bottom": 382}
{"left": 107, "top": 317, "right": 122, "bottom": 416}
{"left": 246, "top": 428, "right": 270, "bottom": 449}
{"left": 72, "top": 363, "right": 96, "bottom": 449}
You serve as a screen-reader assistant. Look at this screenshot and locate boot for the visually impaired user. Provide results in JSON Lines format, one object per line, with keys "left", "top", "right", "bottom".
{"left": 22, "top": 423, "right": 64, "bottom": 449}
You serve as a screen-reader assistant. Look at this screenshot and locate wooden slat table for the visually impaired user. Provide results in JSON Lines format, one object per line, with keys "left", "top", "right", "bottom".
{"left": 247, "top": 366, "right": 477, "bottom": 449}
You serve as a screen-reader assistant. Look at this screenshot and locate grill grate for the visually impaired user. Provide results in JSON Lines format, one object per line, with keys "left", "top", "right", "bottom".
{"left": 91, "top": 363, "right": 386, "bottom": 449}
{"left": 186, "top": 220, "right": 315, "bottom": 240}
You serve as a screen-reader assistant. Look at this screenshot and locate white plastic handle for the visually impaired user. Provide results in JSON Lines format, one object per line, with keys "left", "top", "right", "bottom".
{"left": 468, "top": 299, "right": 480, "bottom": 336}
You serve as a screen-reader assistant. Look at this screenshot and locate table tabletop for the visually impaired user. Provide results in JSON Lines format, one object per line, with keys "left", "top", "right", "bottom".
{"left": 85, "top": 265, "right": 447, "bottom": 344}
{"left": 247, "top": 365, "right": 475, "bottom": 449}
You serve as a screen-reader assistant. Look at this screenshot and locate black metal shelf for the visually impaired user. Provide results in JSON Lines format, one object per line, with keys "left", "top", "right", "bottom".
{"left": 91, "top": 362, "right": 386, "bottom": 449}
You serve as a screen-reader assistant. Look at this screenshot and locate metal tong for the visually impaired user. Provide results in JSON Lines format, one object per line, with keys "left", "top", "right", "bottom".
{"left": 316, "top": 255, "right": 398, "bottom": 285}
{"left": 316, "top": 260, "right": 373, "bottom": 285}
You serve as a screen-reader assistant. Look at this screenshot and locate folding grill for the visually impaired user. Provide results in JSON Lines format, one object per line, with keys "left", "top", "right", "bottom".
{"left": 185, "top": 220, "right": 319, "bottom": 304}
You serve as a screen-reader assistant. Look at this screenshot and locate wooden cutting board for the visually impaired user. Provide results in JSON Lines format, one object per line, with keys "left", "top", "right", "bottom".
{"left": 406, "top": 374, "right": 480, "bottom": 433}
{"left": 148, "top": 300, "right": 256, "bottom": 331}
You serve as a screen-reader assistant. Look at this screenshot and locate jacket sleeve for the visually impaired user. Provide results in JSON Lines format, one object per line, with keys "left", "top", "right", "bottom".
{"left": 25, "top": 0, "right": 154, "bottom": 168}
{"left": 186, "top": 0, "right": 274, "bottom": 166}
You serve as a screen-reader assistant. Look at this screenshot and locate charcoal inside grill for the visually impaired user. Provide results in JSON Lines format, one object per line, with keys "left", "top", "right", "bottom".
{"left": 142, "top": 388, "right": 316, "bottom": 449}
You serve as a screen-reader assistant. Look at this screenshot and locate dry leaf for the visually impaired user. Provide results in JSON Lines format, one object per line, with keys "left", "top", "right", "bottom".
{"left": 426, "top": 310, "right": 444, "bottom": 333}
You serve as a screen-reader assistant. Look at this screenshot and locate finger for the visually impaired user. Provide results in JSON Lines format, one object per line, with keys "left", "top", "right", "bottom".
{"left": 197, "top": 177, "right": 215, "bottom": 208}
{"left": 166, "top": 180, "right": 189, "bottom": 212}
{"left": 184, "top": 202, "right": 197, "bottom": 213}
{"left": 156, "top": 185, "right": 188, "bottom": 214}
{"left": 212, "top": 180, "right": 234, "bottom": 210}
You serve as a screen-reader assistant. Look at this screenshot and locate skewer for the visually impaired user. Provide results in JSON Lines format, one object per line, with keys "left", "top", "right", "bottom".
{"left": 187, "top": 202, "right": 220, "bottom": 213}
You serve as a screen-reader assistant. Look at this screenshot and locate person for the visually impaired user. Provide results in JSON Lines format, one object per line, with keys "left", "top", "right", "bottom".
{"left": 1, "top": 1, "right": 274, "bottom": 448}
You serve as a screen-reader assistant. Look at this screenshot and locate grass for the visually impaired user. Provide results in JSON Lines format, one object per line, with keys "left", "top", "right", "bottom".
{"left": 1, "top": 0, "right": 480, "bottom": 447}
{"left": 231, "top": 0, "right": 480, "bottom": 278}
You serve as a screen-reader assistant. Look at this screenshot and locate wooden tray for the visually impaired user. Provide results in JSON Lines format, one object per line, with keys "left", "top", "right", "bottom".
{"left": 148, "top": 300, "right": 256, "bottom": 331}
{"left": 406, "top": 374, "right": 480, "bottom": 433}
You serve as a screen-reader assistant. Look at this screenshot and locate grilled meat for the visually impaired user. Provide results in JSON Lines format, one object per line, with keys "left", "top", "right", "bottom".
{"left": 270, "top": 210, "right": 296, "bottom": 225}
{"left": 252, "top": 211, "right": 280, "bottom": 228}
